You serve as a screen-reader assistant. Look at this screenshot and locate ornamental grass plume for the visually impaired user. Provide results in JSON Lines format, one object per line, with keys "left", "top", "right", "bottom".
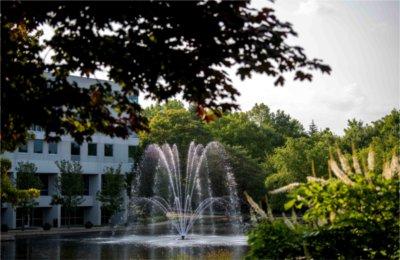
{"left": 337, "top": 148, "right": 353, "bottom": 175}
{"left": 389, "top": 153, "right": 400, "bottom": 176}
{"left": 269, "top": 183, "right": 301, "bottom": 194}
{"left": 352, "top": 144, "right": 362, "bottom": 174}
{"left": 367, "top": 148, "right": 375, "bottom": 172}
{"left": 306, "top": 176, "right": 328, "bottom": 184}
{"left": 267, "top": 147, "right": 398, "bottom": 205}
{"left": 244, "top": 191, "right": 268, "bottom": 220}
{"left": 328, "top": 159, "right": 354, "bottom": 186}
{"left": 383, "top": 153, "right": 400, "bottom": 179}
{"left": 382, "top": 162, "right": 391, "bottom": 180}
{"left": 244, "top": 192, "right": 275, "bottom": 221}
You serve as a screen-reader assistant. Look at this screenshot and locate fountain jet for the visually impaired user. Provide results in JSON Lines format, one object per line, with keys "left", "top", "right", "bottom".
{"left": 129, "top": 141, "right": 241, "bottom": 239}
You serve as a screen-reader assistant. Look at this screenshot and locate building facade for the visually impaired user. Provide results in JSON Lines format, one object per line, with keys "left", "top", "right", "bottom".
{"left": 1, "top": 76, "right": 139, "bottom": 229}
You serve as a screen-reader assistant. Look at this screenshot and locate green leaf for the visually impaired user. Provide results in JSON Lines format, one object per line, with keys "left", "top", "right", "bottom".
{"left": 284, "top": 199, "right": 296, "bottom": 210}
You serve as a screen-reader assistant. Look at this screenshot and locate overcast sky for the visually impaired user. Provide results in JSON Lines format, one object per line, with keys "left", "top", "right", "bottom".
{"left": 42, "top": 0, "right": 399, "bottom": 135}
{"left": 232, "top": 0, "right": 399, "bottom": 134}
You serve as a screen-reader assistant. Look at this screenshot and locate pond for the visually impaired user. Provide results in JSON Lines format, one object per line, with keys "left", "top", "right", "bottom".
{"left": 1, "top": 221, "right": 249, "bottom": 259}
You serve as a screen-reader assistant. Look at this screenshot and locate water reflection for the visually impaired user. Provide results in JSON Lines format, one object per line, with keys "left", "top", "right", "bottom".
{"left": 1, "top": 222, "right": 248, "bottom": 259}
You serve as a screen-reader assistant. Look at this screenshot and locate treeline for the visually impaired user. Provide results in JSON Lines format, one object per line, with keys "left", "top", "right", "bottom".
{"left": 135, "top": 101, "right": 399, "bottom": 210}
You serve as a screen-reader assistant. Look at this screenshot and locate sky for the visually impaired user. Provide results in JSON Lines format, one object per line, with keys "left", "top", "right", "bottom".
{"left": 41, "top": 0, "right": 399, "bottom": 135}
{"left": 233, "top": 0, "right": 399, "bottom": 134}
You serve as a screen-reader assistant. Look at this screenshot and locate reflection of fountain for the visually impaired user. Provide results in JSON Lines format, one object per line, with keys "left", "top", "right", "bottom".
{"left": 130, "top": 141, "right": 241, "bottom": 239}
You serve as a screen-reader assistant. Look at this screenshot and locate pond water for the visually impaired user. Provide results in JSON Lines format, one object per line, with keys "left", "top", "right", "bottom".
{"left": 1, "top": 221, "right": 249, "bottom": 259}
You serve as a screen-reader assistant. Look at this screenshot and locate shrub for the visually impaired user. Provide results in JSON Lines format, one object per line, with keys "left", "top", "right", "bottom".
{"left": 42, "top": 223, "right": 51, "bottom": 230}
{"left": 247, "top": 149, "right": 400, "bottom": 259}
{"left": 85, "top": 221, "right": 93, "bottom": 229}
{"left": 285, "top": 172, "right": 400, "bottom": 259}
{"left": 246, "top": 220, "right": 305, "bottom": 259}
{"left": 304, "top": 223, "right": 399, "bottom": 259}
{"left": 1, "top": 224, "right": 9, "bottom": 232}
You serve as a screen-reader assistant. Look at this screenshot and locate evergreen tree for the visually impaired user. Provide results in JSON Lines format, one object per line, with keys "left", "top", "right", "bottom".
{"left": 308, "top": 120, "right": 318, "bottom": 136}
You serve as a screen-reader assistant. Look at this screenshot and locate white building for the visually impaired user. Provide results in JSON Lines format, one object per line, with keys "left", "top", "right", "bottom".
{"left": 1, "top": 76, "right": 139, "bottom": 229}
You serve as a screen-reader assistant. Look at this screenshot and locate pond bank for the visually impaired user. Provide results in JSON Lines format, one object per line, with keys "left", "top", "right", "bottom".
{"left": 0, "top": 226, "right": 127, "bottom": 241}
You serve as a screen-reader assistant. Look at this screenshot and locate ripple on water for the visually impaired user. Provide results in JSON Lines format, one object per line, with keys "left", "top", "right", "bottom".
{"left": 88, "top": 234, "right": 248, "bottom": 248}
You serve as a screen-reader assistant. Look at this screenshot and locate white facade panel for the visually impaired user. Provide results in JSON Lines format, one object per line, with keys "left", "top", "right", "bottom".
{"left": 1, "top": 75, "right": 139, "bottom": 228}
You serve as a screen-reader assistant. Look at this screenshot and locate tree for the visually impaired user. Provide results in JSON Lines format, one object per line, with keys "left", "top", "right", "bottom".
{"left": 308, "top": 120, "right": 318, "bottom": 136}
{"left": 264, "top": 131, "right": 336, "bottom": 210}
{"left": 246, "top": 103, "right": 272, "bottom": 127}
{"left": 53, "top": 160, "right": 84, "bottom": 228}
{"left": 139, "top": 102, "right": 212, "bottom": 154}
{"left": 340, "top": 110, "right": 399, "bottom": 173}
{"left": 0, "top": 158, "right": 40, "bottom": 216}
{"left": 97, "top": 165, "right": 126, "bottom": 224}
{"left": 2, "top": 1, "right": 331, "bottom": 151}
{"left": 207, "top": 112, "right": 281, "bottom": 162}
{"left": 269, "top": 110, "right": 306, "bottom": 139}
{"left": 340, "top": 119, "right": 374, "bottom": 152}
{"left": 15, "top": 162, "right": 42, "bottom": 230}
{"left": 368, "top": 109, "right": 400, "bottom": 157}
{"left": 225, "top": 145, "right": 267, "bottom": 208}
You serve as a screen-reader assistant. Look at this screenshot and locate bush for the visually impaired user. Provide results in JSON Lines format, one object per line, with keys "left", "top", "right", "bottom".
{"left": 85, "top": 221, "right": 93, "bottom": 229}
{"left": 42, "top": 223, "right": 51, "bottom": 230}
{"left": 304, "top": 223, "right": 399, "bottom": 259}
{"left": 1, "top": 224, "right": 9, "bottom": 232}
{"left": 247, "top": 150, "right": 400, "bottom": 259}
{"left": 246, "top": 220, "right": 305, "bottom": 259}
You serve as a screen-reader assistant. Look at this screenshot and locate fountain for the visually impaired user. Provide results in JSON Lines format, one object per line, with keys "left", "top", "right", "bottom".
{"left": 129, "top": 141, "right": 242, "bottom": 240}
{"left": 2, "top": 142, "right": 248, "bottom": 259}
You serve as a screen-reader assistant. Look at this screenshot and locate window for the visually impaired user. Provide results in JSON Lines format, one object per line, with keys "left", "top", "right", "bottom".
{"left": 33, "top": 140, "right": 43, "bottom": 153}
{"left": 128, "top": 145, "right": 136, "bottom": 162}
{"left": 61, "top": 207, "right": 84, "bottom": 226}
{"left": 31, "top": 208, "right": 44, "bottom": 227}
{"left": 18, "top": 144, "right": 28, "bottom": 153}
{"left": 39, "top": 175, "right": 49, "bottom": 195}
{"left": 88, "top": 143, "right": 97, "bottom": 156}
{"left": 16, "top": 208, "right": 29, "bottom": 228}
{"left": 48, "top": 142, "right": 58, "bottom": 154}
{"left": 83, "top": 175, "right": 90, "bottom": 195}
{"left": 104, "top": 144, "right": 113, "bottom": 157}
{"left": 71, "top": 142, "right": 80, "bottom": 155}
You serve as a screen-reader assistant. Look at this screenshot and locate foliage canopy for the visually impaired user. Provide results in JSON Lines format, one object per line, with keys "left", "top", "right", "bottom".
{"left": 2, "top": 1, "right": 330, "bottom": 151}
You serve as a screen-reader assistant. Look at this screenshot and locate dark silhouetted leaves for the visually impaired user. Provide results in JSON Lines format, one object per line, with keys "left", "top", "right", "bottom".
{"left": 1, "top": 1, "right": 331, "bottom": 151}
